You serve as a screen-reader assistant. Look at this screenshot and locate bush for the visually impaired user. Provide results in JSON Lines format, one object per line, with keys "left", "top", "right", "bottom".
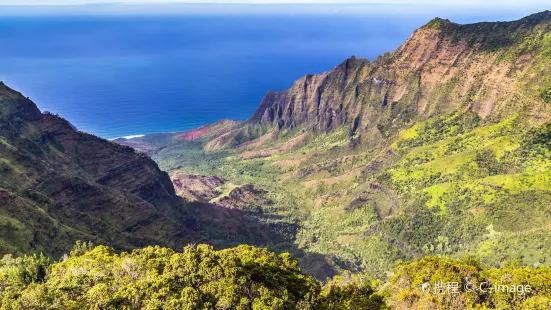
{"left": 539, "top": 86, "right": 551, "bottom": 103}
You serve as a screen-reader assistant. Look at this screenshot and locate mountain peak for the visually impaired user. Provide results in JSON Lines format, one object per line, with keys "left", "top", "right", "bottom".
{"left": 0, "top": 81, "right": 42, "bottom": 123}
{"left": 520, "top": 10, "right": 551, "bottom": 24}
{"left": 413, "top": 10, "right": 551, "bottom": 53}
{"left": 423, "top": 10, "right": 551, "bottom": 31}
{"left": 423, "top": 17, "right": 454, "bottom": 30}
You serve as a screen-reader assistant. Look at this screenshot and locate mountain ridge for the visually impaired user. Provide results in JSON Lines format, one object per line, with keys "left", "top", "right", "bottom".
{"left": 196, "top": 11, "right": 551, "bottom": 151}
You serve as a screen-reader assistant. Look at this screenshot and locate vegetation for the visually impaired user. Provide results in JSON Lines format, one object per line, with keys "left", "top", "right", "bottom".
{"left": 2, "top": 244, "right": 551, "bottom": 309}
{"left": 0, "top": 243, "right": 382, "bottom": 309}
{"left": 141, "top": 109, "right": 551, "bottom": 282}
{"left": 384, "top": 256, "right": 551, "bottom": 309}
{"left": 539, "top": 86, "right": 551, "bottom": 103}
{"left": 424, "top": 11, "right": 551, "bottom": 52}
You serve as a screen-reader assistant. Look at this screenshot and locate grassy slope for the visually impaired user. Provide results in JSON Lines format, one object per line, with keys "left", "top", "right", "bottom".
{"left": 145, "top": 112, "right": 551, "bottom": 280}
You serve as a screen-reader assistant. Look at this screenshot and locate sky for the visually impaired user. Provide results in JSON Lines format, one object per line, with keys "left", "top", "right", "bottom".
{"left": 0, "top": 0, "right": 548, "bottom": 5}
{"left": 0, "top": 0, "right": 548, "bottom": 17}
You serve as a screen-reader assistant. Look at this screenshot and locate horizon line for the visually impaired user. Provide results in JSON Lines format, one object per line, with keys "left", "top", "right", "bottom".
{"left": 0, "top": 2, "right": 447, "bottom": 6}
{"left": 2, "top": 1, "right": 548, "bottom": 6}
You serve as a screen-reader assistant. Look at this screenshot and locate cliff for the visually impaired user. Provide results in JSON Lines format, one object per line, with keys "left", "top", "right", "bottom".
{"left": 0, "top": 83, "right": 277, "bottom": 256}
{"left": 209, "top": 11, "right": 551, "bottom": 150}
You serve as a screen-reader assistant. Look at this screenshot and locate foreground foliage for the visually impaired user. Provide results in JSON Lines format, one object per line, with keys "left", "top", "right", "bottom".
{"left": 385, "top": 257, "right": 551, "bottom": 309}
{"left": 1, "top": 245, "right": 551, "bottom": 309}
{"left": 0, "top": 244, "right": 385, "bottom": 310}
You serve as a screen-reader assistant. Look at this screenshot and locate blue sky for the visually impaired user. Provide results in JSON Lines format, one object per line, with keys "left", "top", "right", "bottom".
{"left": 1, "top": 0, "right": 549, "bottom": 5}
{"left": 0, "top": 0, "right": 547, "bottom": 17}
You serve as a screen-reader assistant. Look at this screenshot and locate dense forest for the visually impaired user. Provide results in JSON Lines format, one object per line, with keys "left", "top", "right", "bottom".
{"left": 0, "top": 242, "right": 550, "bottom": 309}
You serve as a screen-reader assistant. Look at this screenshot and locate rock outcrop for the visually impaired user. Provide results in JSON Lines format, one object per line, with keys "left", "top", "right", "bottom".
{"left": 171, "top": 174, "right": 224, "bottom": 202}
{"left": 215, "top": 184, "right": 271, "bottom": 213}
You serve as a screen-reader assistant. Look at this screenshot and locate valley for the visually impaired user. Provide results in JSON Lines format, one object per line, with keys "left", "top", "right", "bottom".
{"left": 2, "top": 10, "right": 551, "bottom": 309}
{"left": 119, "top": 12, "right": 551, "bottom": 280}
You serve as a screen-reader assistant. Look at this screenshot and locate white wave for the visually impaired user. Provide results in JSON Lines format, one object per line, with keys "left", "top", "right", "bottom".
{"left": 121, "top": 134, "right": 145, "bottom": 140}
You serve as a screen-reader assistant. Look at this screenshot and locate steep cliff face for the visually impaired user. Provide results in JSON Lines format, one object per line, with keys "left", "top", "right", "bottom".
{"left": 244, "top": 11, "right": 551, "bottom": 142}
{"left": 0, "top": 82, "right": 205, "bottom": 255}
{"left": 0, "top": 83, "right": 279, "bottom": 256}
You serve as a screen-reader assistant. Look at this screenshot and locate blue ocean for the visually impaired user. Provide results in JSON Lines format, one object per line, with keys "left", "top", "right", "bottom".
{"left": 0, "top": 11, "right": 526, "bottom": 139}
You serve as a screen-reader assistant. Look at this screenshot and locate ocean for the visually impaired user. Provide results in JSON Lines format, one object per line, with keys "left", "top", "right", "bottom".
{"left": 0, "top": 11, "right": 526, "bottom": 139}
